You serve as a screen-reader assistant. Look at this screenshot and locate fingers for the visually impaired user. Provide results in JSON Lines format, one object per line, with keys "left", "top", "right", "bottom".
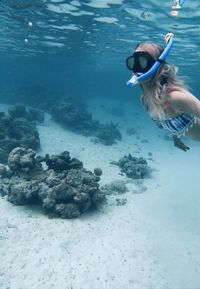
{"left": 173, "top": 136, "right": 190, "bottom": 152}
{"left": 180, "top": 144, "right": 190, "bottom": 152}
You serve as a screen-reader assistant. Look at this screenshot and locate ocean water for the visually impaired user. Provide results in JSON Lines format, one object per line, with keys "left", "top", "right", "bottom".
{"left": 0, "top": 1, "right": 200, "bottom": 289}
{"left": 1, "top": 0, "right": 199, "bottom": 105}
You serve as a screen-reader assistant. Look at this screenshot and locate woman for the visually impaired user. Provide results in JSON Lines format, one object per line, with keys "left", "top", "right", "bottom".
{"left": 126, "top": 42, "right": 200, "bottom": 151}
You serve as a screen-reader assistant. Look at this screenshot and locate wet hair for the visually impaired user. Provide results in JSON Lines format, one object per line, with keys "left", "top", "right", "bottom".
{"left": 135, "top": 43, "right": 187, "bottom": 118}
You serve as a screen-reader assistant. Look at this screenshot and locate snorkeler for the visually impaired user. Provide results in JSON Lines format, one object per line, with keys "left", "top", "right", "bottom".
{"left": 126, "top": 33, "right": 200, "bottom": 152}
{"left": 171, "top": 0, "right": 186, "bottom": 16}
{"left": 172, "top": 0, "right": 186, "bottom": 9}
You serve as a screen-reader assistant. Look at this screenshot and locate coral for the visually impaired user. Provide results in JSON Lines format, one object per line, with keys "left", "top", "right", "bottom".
{"left": 0, "top": 105, "right": 43, "bottom": 164}
{"left": 8, "top": 104, "right": 44, "bottom": 123}
{"left": 7, "top": 181, "right": 40, "bottom": 205}
{"left": 43, "top": 151, "right": 83, "bottom": 172}
{"left": 0, "top": 164, "right": 7, "bottom": 178}
{"left": 0, "top": 147, "right": 105, "bottom": 219}
{"left": 8, "top": 104, "right": 27, "bottom": 119}
{"left": 101, "top": 180, "right": 127, "bottom": 195}
{"left": 7, "top": 147, "right": 43, "bottom": 180}
{"left": 50, "top": 97, "right": 121, "bottom": 146}
{"left": 95, "top": 122, "right": 122, "bottom": 146}
{"left": 101, "top": 180, "right": 128, "bottom": 207}
{"left": 94, "top": 167, "right": 102, "bottom": 177}
{"left": 115, "top": 198, "right": 127, "bottom": 206}
{"left": 115, "top": 154, "right": 152, "bottom": 179}
{"left": 51, "top": 97, "right": 99, "bottom": 136}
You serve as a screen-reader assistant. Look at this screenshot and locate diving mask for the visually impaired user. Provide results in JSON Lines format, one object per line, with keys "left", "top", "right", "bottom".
{"left": 126, "top": 51, "right": 156, "bottom": 74}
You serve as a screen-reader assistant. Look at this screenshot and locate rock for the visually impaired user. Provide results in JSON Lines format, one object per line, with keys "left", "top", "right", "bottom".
{"left": 50, "top": 97, "right": 121, "bottom": 146}
{"left": 94, "top": 167, "right": 102, "bottom": 176}
{"left": 0, "top": 105, "right": 41, "bottom": 163}
{"left": 115, "top": 154, "right": 152, "bottom": 179}
{"left": 0, "top": 148, "right": 106, "bottom": 219}
{"left": 101, "top": 180, "right": 128, "bottom": 195}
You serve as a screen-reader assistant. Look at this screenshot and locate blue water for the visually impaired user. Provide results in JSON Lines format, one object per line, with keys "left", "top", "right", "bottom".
{"left": 0, "top": 1, "right": 200, "bottom": 289}
{"left": 0, "top": 0, "right": 199, "bottom": 105}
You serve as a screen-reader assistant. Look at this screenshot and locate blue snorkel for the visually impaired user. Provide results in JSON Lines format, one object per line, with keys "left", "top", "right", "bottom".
{"left": 172, "top": 0, "right": 186, "bottom": 9}
{"left": 179, "top": 0, "right": 186, "bottom": 5}
{"left": 127, "top": 33, "right": 174, "bottom": 86}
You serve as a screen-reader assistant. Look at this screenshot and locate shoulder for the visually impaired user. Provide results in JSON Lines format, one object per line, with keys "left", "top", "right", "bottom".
{"left": 167, "top": 87, "right": 200, "bottom": 116}
{"left": 164, "top": 87, "right": 187, "bottom": 113}
{"left": 168, "top": 88, "right": 196, "bottom": 104}
{"left": 168, "top": 89, "right": 189, "bottom": 104}
{"left": 167, "top": 87, "right": 194, "bottom": 105}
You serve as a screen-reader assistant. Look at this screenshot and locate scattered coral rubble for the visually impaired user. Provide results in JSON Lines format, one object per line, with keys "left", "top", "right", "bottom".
{"left": 112, "top": 154, "right": 152, "bottom": 179}
{"left": 0, "top": 147, "right": 105, "bottom": 218}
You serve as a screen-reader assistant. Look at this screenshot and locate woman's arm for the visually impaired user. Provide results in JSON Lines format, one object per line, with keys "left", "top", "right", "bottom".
{"left": 168, "top": 90, "right": 200, "bottom": 118}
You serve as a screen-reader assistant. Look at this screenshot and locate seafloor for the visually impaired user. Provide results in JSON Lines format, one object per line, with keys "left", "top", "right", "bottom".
{"left": 0, "top": 99, "right": 200, "bottom": 289}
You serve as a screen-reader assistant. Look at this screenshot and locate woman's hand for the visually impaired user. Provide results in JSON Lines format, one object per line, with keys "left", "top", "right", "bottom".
{"left": 173, "top": 135, "right": 190, "bottom": 152}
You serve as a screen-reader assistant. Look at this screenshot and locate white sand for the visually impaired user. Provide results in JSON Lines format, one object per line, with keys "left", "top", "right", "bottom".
{"left": 0, "top": 101, "right": 200, "bottom": 289}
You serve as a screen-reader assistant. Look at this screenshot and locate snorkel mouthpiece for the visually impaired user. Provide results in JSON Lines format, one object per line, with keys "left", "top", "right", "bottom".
{"left": 127, "top": 74, "right": 139, "bottom": 86}
{"left": 127, "top": 33, "right": 174, "bottom": 87}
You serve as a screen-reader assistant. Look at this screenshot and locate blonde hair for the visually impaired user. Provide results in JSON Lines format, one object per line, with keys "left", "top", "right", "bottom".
{"left": 137, "top": 43, "right": 187, "bottom": 118}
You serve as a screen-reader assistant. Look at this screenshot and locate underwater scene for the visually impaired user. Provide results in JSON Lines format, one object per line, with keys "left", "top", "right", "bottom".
{"left": 0, "top": 0, "right": 200, "bottom": 288}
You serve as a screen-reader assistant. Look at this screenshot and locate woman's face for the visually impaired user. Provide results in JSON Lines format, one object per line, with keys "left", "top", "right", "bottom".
{"left": 127, "top": 45, "right": 156, "bottom": 76}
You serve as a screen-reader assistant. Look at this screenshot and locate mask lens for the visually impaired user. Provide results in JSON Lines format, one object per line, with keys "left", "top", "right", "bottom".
{"left": 126, "top": 56, "right": 135, "bottom": 70}
{"left": 126, "top": 51, "right": 156, "bottom": 73}
{"left": 138, "top": 56, "right": 148, "bottom": 69}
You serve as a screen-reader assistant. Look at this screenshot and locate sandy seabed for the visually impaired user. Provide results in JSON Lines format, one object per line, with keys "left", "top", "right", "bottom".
{"left": 0, "top": 100, "right": 200, "bottom": 289}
